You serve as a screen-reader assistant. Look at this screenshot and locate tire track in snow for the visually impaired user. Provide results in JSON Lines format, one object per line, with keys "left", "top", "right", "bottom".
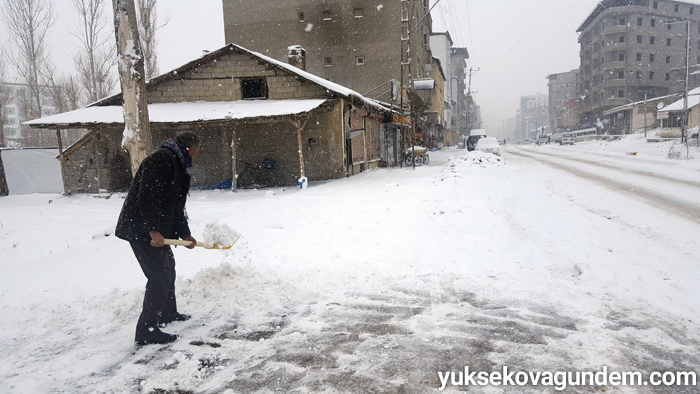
{"left": 509, "top": 150, "right": 700, "bottom": 224}
{"left": 519, "top": 147, "right": 700, "bottom": 189}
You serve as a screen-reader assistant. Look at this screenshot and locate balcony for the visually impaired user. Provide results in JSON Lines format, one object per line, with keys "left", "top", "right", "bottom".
{"left": 604, "top": 24, "right": 628, "bottom": 34}
{"left": 602, "top": 60, "right": 627, "bottom": 70}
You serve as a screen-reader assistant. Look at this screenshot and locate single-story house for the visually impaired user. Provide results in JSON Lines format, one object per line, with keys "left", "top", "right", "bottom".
{"left": 603, "top": 92, "right": 682, "bottom": 135}
{"left": 25, "top": 43, "right": 403, "bottom": 194}
{"left": 658, "top": 87, "right": 700, "bottom": 135}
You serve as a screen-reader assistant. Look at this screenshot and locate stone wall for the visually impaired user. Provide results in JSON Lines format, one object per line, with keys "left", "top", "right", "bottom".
{"left": 149, "top": 52, "right": 330, "bottom": 103}
{"left": 61, "top": 128, "right": 132, "bottom": 194}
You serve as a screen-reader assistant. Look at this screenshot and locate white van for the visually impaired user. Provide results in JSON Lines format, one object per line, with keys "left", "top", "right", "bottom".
{"left": 561, "top": 132, "right": 575, "bottom": 145}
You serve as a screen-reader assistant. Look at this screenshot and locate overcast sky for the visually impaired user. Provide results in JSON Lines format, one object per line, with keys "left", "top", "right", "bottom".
{"left": 1, "top": 0, "right": 605, "bottom": 136}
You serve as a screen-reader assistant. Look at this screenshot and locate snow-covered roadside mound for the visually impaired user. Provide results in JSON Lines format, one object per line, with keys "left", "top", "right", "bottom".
{"left": 438, "top": 150, "right": 502, "bottom": 182}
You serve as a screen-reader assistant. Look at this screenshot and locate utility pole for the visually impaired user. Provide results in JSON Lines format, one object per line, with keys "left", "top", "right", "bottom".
{"left": 465, "top": 67, "right": 479, "bottom": 136}
{"left": 642, "top": 90, "right": 648, "bottom": 138}
{"left": 398, "top": 0, "right": 410, "bottom": 167}
{"left": 681, "top": 20, "right": 690, "bottom": 144}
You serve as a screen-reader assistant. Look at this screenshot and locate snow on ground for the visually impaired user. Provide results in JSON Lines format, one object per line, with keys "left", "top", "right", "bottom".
{"left": 1, "top": 134, "right": 699, "bottom": 393}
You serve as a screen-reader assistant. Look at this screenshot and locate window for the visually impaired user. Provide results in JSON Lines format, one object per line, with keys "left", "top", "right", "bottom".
{"left": 667, "top": 24, "right": 672, "bottom": 30}
{"left": 637, "top": 17, "right": 643, "bottom": 26}
{"left": 618, "top": 90, "right": 624, "bottom": 98}
{"left": 667, "top": 38, "right": 672, "bottom": 46}
{"left": 649, "top": 71, "right": 655, "bottom": 80}
{"left": 675, "top": 4, "right": 680, "bottom": 12}
{"left": 298, "top": 12, "right": 304, "bottom": 22}
{"left": 651, "top": 19, "right": 656, "bottom": 27}
{"left": 322, "top": 9, "right": 332, "bottom": 20}
{"left": 619, "top": 18, "right": 625, "bottom": 25}
{"left": 691, "top": 7, "right": 695, "bottom": 15}
{"left": 356, "top": 57, "right": 365, "bottom": 65}
{"left": 650, "top": 53, "right": 655, "bottom": 62}
{"left": 353, "top": 7, "right": 363, "bottom": 18}
{"left": 241, "top": 78, "right": 268, "bottom": 99}
{"left": 667, "top": 55, "right": 671, "bottom": 63}
{"left": 653, "top": 1, "right": 658, "bottom": 9}
{"left": 637, "top": 35, "right": 643, "bottom": 43}
{"left": 619, "top": 35, "right": 625, "bottom": 43}
{"left": 650, "top": 36, "right": 655, "bottom": 45}
{"left": 636, "top": 70, "right": 642, "bottom": 78}
{"left": 324, "top": 57, "right": 332, "bottom": 66}
{"left": 618, "top": 71, "right": 625, "bottom": 79}
{"left": 4, "top": 117, "right": 15, "bottom": 125}
{"left": 666, "top": 72, "right": 671, "bottom": 80}
{"left": 619, "top": 53, "right": 625, "bottom": 61}
{"left": 636, "top": 52, "right": 642, "bottom": 61}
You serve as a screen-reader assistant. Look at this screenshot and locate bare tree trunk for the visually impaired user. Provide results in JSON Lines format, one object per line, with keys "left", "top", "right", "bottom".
{"left": 72, "top": 0, "right": 115, "bottom": 103}
{"left": 1, "top": 0, "right": 56, "bottom": 147}
{"left": 136, "top": 0, "right": 161, "bottom": 80}
{"left": 113, "top": 0, "right": 152, "bottom": 175}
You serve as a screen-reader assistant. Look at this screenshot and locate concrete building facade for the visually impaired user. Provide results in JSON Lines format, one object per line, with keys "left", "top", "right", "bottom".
{"left": 547, "top": 69, "right": 581, "bottom": 132}
{"left": 222, "top": 0, "right": 433, "bottom": 105}
{"left": 577, "top": 0, "right": 700, "bottom": 124}
{"left": 518, "top": 94, "right": 549, "bottom": 140}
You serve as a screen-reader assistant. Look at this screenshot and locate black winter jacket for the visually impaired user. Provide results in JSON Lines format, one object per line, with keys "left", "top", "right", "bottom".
{"left": 115, "top": 146, "right": 192, "bottom": 243}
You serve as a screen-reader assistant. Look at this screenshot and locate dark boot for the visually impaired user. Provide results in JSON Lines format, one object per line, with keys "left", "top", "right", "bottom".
{"left": 159, "top": 312, "right": 191, "bottom": 328}
{"left": 135, "top": 327, "right": 179, "bottom": 346}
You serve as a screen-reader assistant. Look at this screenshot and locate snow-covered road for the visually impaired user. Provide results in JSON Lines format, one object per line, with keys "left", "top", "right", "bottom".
{"left": 1, "top": 141, "right": 698, "bottom": 393}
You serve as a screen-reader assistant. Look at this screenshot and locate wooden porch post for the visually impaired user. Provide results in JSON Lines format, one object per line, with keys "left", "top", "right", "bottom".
{"left": 56, "top": 129, "right": 70, "bottom": 195}
{"left": 362, "top": 117, "right": 368, "bottom": 167}
{"left": 231, "top": 130, "right": 237, "bottom": 193}
{"left": 293, "top": 115, "right": 311, "bottom": 179}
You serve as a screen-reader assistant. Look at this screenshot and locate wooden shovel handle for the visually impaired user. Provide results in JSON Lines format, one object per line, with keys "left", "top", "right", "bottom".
{"left": 163, "top": 239, "right": 216, "bottom": 248}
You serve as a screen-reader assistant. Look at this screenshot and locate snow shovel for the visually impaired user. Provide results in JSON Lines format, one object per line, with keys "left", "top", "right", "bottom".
{"left": 163, "top": 235, "right": 240, "bottom": 250}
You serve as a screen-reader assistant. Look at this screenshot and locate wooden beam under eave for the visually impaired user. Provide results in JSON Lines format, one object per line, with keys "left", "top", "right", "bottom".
{"left": 231, "top": 131, "right": 237, "bottom": 193}
{"left": 293, "top": 114, "right": 311, "bottom": 180}
{"left": 56, "top": 129, "right": 70, "bottom": 195}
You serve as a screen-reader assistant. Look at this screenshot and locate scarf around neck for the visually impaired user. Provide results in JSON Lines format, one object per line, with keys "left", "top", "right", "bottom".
{"left": 160, "top": 139, "right": 192, "bottom": 169}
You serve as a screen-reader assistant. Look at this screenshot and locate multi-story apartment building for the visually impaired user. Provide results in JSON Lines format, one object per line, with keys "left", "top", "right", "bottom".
{"left": 518, "top": 94, "right": 549, "bottom": 140}
{"left": 547, "top": 69, "right": 581, "bottom": 132}
{"left": 0, "top": 81, "right": 57, "bottom": 147}
{"left": 221, "top": 0, "right": 433, "bottom": 106}
{"left": 577, "top": 0, "right": 700, "bottom": 124}
{"left": 429, "top": 32, "right": 472, "bottom": 138}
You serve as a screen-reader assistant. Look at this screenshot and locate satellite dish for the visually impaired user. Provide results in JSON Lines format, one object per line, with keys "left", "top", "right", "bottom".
{"left": 657, "top": 101, "right": 665, "bottom": 110}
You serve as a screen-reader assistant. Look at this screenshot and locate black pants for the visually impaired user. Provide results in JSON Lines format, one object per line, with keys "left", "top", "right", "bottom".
{"left": 130, "top": 242, "right": 178, "bottom": 336}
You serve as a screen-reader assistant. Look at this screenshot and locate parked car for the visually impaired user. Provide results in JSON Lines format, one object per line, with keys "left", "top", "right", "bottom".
{"left": 474, "top": 137, "right": 501, "bottom": 156}
{"left": 467, "top": 129, "right": 487, "bottom": 151}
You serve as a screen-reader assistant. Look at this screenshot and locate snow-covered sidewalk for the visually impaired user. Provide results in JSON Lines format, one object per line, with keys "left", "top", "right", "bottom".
{"left": 1, "top": 145, "right": 698, "bottom": 393}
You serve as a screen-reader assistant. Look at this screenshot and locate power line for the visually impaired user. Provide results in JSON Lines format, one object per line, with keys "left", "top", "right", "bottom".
{"left": 464, "top": 0, "right": 477, "bottom": 67}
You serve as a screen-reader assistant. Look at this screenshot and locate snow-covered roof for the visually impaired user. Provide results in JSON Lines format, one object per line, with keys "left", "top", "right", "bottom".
{"left": 603, "top": 92, "right": 683, "bottom": 116}
{"left": 88, "top": 43, "right": 389, "bottom": 113}
{"left": 24, "top": 99, "right": 328, "bottom": 127}
{"left": 659, "top": 87, "right": 700, "bottom": 112}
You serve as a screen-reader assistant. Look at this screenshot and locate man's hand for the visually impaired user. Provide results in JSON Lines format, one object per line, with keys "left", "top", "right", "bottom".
{"left": 183, "top": 236, "right": 197, "bottom": 249}
{"left": 149, "top": 230, "right": 165, "bottom": 247}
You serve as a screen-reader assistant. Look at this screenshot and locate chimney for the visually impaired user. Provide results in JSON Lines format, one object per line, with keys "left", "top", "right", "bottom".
{"left": 287, "top": 45, "right": 306, "bottom": 70}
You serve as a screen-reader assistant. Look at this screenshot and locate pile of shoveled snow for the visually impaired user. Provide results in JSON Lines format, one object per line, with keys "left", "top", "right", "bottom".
{"left": 437, "top": 151, "right": 503, "bottom": 182}
{"left": 202, "top": 221, "right": 241, "bottom": 246}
